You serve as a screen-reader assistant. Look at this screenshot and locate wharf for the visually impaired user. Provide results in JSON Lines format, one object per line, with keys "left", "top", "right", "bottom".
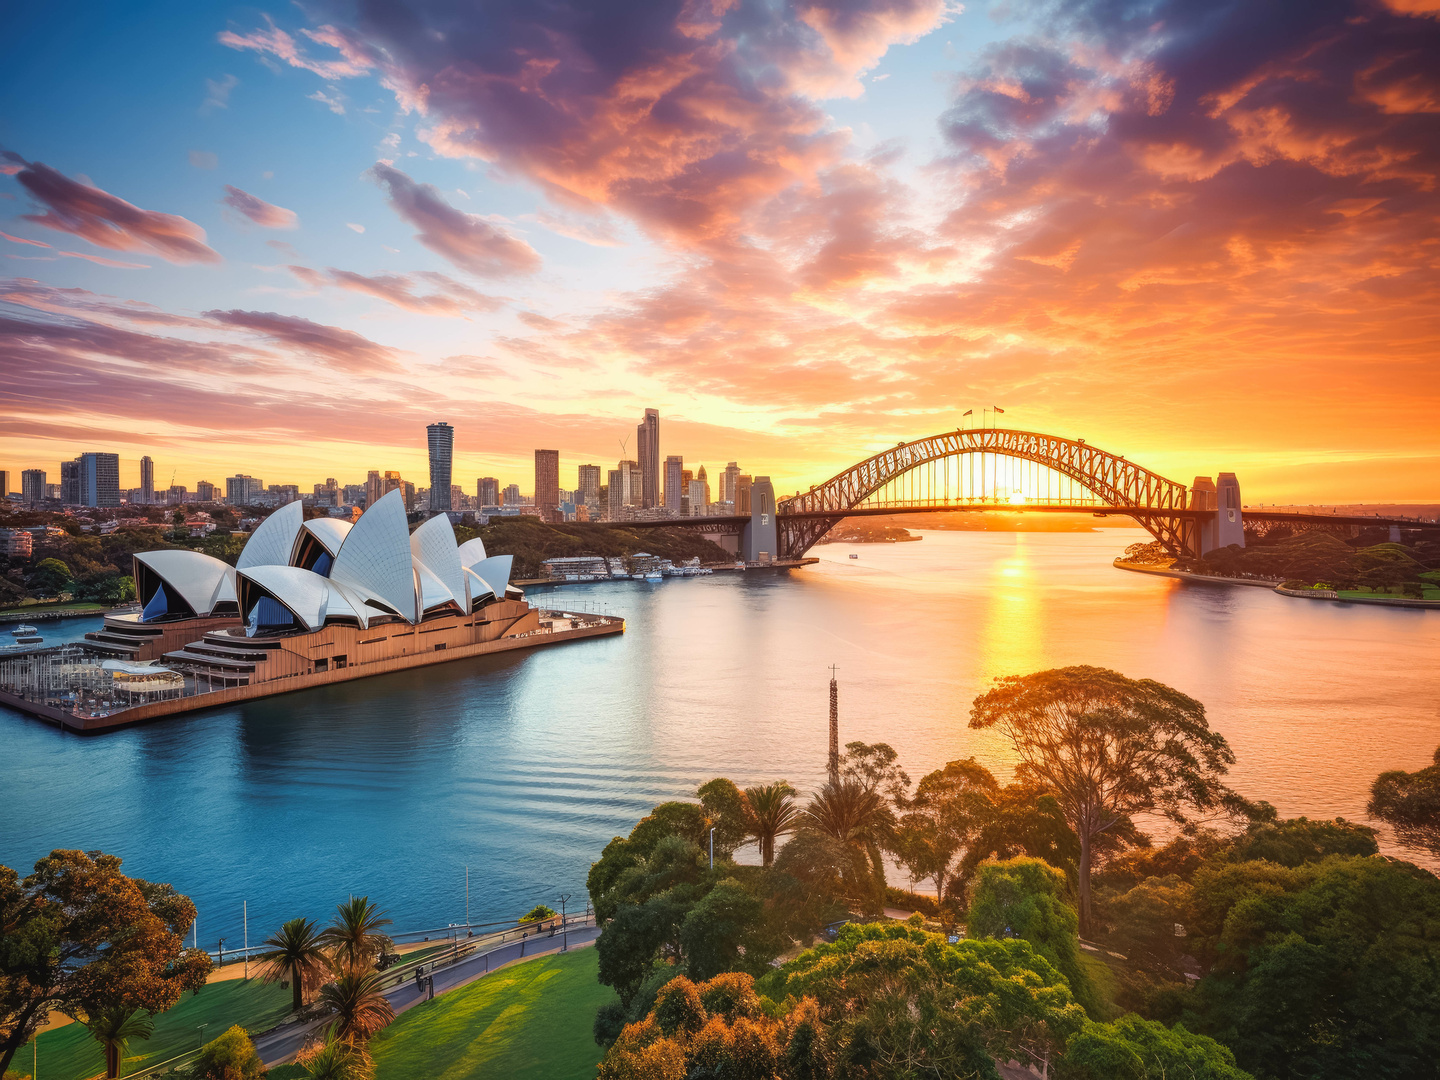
{"left": 516, "top": 558, "right": 818, "bottom": 588}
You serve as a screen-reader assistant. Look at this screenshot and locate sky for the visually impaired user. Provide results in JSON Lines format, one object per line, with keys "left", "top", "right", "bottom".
{"left": 1, "top": 0, "right": 1437, "bottom": 503}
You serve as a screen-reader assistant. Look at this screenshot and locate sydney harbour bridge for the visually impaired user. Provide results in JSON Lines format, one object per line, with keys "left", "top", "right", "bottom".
{"left": 612, "top": 427, "right": 1439, "bottom": 562}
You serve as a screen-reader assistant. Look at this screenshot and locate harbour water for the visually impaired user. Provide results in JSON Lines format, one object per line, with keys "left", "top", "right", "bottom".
{"left": 2, "top": 526, "right": 1437, "bottom": 948}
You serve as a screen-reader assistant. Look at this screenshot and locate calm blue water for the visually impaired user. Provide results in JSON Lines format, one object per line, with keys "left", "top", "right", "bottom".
{"left": 3, "top": 528, "right": 1438, "bottom": 951}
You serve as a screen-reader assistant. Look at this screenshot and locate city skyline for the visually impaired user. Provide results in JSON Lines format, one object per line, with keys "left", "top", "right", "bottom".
{"left": 4, "top": 2, "right": 1438, "bottom": 504}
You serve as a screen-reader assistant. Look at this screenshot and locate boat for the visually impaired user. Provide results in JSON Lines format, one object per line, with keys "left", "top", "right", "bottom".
{"left": 849, "top": 553, "right": 859, "bottom": 560}
{"left": 11, "top": 624, "right": 38, "bottom": 636}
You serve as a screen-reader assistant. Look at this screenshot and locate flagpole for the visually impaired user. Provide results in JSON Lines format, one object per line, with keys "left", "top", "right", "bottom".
{"left": 243, "top": 902, "right": 248, "bottom": 980}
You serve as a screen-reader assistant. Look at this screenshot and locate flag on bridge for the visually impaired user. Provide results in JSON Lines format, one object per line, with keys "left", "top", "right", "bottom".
{"left": 963, "top": 410, "right": 972, "bottom": 416}
{"left": 994, "top": 406, "right": 1005, "bottom": 414}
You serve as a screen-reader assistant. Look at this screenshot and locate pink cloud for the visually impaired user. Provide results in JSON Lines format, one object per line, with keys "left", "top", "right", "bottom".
{"left": 366, "top": 163, "right": 541, "bottom": 277}
{"left": 5, "top": 153, "right": 221, "bottom": 264}
{"left": 222, "top": 185, "right": 299, "bottom": 228}
{"left": 202, "top": 308, "right": 401, "bottom": 373}
{"left": 289, "top": 264, "right": 504, "bottom": 315}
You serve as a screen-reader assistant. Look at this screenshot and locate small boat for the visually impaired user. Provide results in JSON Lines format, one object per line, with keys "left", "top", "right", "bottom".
{"left": 11, "top": 624, "right": 38, "bottom": 636}
{"left": 849, "top": 553, "right": 859, "bottom": 560}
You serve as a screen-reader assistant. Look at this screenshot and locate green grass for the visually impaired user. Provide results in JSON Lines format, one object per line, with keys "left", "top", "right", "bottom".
{"left": 1336, "top": 585, "right": 1440, "bottom": 601}
{"left": 22, "top": 978, "right": 291, "bottom": 1080}
{"left": 1076, "top": 951, "right": 1123, "bottom": 1020}
{"left": 369, "top": 947, "right": 617, "bottom": 1080}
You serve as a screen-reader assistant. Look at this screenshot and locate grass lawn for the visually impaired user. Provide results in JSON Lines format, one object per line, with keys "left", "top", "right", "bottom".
{"left": 1076, "top": 950, "right": 1123, "bottom": 1020}
{"left": 0, "top": 600, "right": 108, "bottom": 615}
{"left": 369, "top": 947, "right": 617, "bottom": 1080}
{"left": 21, "top": 978, "right": 291, "bottom": 1080}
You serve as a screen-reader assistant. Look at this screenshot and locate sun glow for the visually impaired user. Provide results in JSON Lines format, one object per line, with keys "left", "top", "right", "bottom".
{"left": 1008, "top": 491, "right": 1027, "bottom": 505}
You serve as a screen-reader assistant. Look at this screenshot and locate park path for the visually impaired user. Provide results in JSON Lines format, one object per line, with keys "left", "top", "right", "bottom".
{"left": 255, "top": 925, "right": 601, "bottom": 1066}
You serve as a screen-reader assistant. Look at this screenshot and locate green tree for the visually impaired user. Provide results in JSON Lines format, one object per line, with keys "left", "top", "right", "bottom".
{"left": 1369, "top": 746, "right": 1440, "bottom": 828}
{"left": 1183, "top": 856, "right": 1440, "bottom": 1080}
{"left": 1228, "top": 815, "right": 1378, "bottom": 866}
{"left": 697, "top": 777, "right": 750, "bottom": 859}
{"left": 840, "top": 742, "right": 911, "bottom": 803}
{"left": 746, "top": 782, "right": 799, "bottom": 868}
{"left": 28, "top": 558, "right": 71, "bottom": 595}
{"left": 959, "top": 783, "right": 1084, "bottom": 890}
{"left": 189, "top": 1024, "right": 265, "bottom": 1080}
{"left": 257, "top": 918, "right": 330, "bottom": 1014}
{"left": 0, "top": 851, "right": 211, "bottom": 1078}
{"left": 83, "top": 1006, "right": 153, "bottom": 1079}
{"left": 801, "top": 780, "right": 894, "bottom": 913}
{"left": 678, "top": 879, "right": 770, "bottom": 981}
{"left": 1058, "top": 1016, "right": 1252, "bottom": 1080}
{"left": 967, "top": 858, "right": 1096, "bottom": 1015}
{"left": 894, "top": 758, "right": 998, "bottom": 903}
{"left": 320, "top": 898, "right": 392, "bottom": 975}
{"left": 318, "top": 972, "right": 393, "bottom": 1044}
{"left": 969, "top": 666, "right": 1238, "bottom": 932}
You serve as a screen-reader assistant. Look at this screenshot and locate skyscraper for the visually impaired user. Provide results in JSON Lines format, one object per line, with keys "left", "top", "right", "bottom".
{"left": 722, "top": 462, "right": 740, "bottom": 504}
{"left": 503, "top": 483, "right": 521, "bottom": 505}
{"left": 196, "top": 480, "right": 217, "bottom": 503}
{"left": 365, "top": 470, "right": 382, "bottom": 507}
{"left": 78, "top": 453, "right": 120, "bottom": 508}
{"left": 60, "top": 460, "right": 79, "bottom": 504}
{"left": 737, "top": 474, "right": 753, "bottom": 515}
{"left": 664, "top": 455, "right": 684, "bottom": 513}
{"left": 534, "top": 450, "right": 560, "bottom": 519}
{"left": 696, "top": 464, "right": 710, "bottom": 506}
{"left": 577, "top": 464, "right": 602, "bottom": 506}
{"left": 0, "top": 471, "right": 8, "bottom": 500}
{"left": 636, "top": 408, "right": 659, "bottom": 509}
{"left": 140, "top": 455, "right": 154, "bottom": 505}
{"left": 477, "top": 477, "right": 500, "bottom": 506}
{"left": 427, "top": 422, "right": 454, "bottom": 512}
{"left": 226, "top": 475, "right": 263, "bottom": 505}
{"left": 21, "top": 469, "right": 46, "bottom": 504}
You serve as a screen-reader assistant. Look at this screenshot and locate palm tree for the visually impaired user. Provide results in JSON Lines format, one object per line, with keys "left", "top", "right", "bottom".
{"left": 745, "top": 781, "right": 798, "bottom": 867}
{"left": 84, "top": 1006, "right": 153, "bottom": 1079}
{"left": 297, "top": 1025, "right": 374, "bottom": 1080}
{"left": 257, "top": 917, "right": 331, "bottom": 1013}
{"left": 321, "top": 897, "right": 393, "bottom": 974}
{"left": 803, "top": 779, "right": 895, "bottom": 902}
{"left": 319, "top": 971, "right": 395, "bottom": 1043}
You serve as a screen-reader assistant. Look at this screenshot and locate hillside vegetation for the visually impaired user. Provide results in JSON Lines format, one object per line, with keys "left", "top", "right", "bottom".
{"left": 461, "top": 517, "right": 732, "bottom": 579}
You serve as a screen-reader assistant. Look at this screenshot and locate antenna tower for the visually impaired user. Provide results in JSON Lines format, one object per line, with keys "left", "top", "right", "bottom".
{"left": 827, "top": 665, "right": 840, "bottom": 786}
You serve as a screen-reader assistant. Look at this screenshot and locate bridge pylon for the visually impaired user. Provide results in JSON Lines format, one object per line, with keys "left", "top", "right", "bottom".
{"left": 742, "top": 477, "right": 778, "bottom": 563}
{"left": 1185, "top": 473, "right": 1245, "bottom": 559}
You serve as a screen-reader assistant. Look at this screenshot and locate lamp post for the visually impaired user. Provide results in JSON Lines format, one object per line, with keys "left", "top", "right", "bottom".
{"left": 709, "top": 827, "right": 715, "bottom": 870}
{"left": 559, "top": 893, "right": 572, "bottom": 952}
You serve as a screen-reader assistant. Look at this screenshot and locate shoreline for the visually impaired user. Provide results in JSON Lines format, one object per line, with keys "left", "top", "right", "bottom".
{"left": 1112, "top": 560, "right": 1280, "bottom": 588}
{"left": 1115, "top": 560, "right": 1440, "bottom": 609}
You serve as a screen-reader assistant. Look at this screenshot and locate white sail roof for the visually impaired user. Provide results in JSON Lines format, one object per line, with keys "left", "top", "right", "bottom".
{"left": 414, "top": 559, "right": 459, "bottom": 613}
{"left": 329, "top": 489, "right": 418, "bottom": 622}
{"left": 237, "top": 500, "right": 304, "bottom": 570}
{"left": 135, "top": 550, "right": 237, "bottom": 617}
{"left": 457, "top": 536, "right": 487, "bottom": 568}
{"left": 463, "top": 567, "right": 496, "bottom": 608}
{"left": 300, "top": 516, "right": 353, "bottom": 558}
{"left": 237, "top": 564, "right": 332, "bottom": 631}
{"left": 468, "top": 555, "right": 513, "bottom": 602}
{"left": 411, "top": 515, "right": 467, "bottom": 609}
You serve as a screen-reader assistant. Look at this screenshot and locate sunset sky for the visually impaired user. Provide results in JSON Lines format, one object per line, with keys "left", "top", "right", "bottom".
{"left": 3, "top": 0, "right": 1438, "bottom": 502}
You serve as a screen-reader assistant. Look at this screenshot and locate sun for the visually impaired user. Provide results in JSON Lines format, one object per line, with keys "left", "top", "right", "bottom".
{"left": 1008, "top": 492, "right": 1027, "bottom": 505}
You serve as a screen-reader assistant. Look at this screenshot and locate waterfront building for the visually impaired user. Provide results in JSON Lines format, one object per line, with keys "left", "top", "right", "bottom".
{"left": 226, "top": 475, "right": 263, "bottom": 505}
{"left": 76, "top": 453, "right": 121, "bottom": 508}
{"left": 196, "top": 480, "right": 217, "bottom": 503}
{"left": 21, "top": 469, "right": 45, "bottom": 504}
{"left": 535, "top": 449, "right": 560, "bottom": 520}
{"left": 478, "top": 477, "right": 500, "bottom": 506}
{"left": 722, "top": 462, "right": 740, "bottom": 505}
{"left": 737, "top": 474, "right": 752, "bottom": 515}
{"left": 428, "top": 422, "right": 454, "bottom": 512}
{"left": 140, "top": 456, "right": 154, "bottom": 505}
{"left": 664, "top": 456, "right": 683, "bottom": 514}
{"left": 636, "top": 408, "right": 659, "bottom": 509}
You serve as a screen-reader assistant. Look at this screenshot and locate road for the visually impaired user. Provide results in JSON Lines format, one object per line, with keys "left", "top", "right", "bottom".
{"left": 256, "top": 924, "right": 602, "bottom": 1065}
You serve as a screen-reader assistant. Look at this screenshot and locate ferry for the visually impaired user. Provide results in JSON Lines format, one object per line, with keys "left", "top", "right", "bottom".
{"left": 10, "top": 624, "right": 39, "bottom": 637}
{"left": 849, "top": 553, "right": 859, "bottom": 559}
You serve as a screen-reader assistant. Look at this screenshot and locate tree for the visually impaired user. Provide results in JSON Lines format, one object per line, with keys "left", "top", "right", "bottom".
{"left": 840, "top": 742, "right": 911, "bottom": 804}
{"left": 967, "top": 858, "right": 1096, "bottom": 1015}
{"left": 970, "top": 667, "right": 1238, "bottom": 932}
{"left": 697, "top": 778, "right": 751, "bottom": 859}
{"left": 0, "top": 850, "right": 211, "bottom": 1078}
{"left": 83, "top": 1006, "right": 153, "bottom": 1079}
{"left": 1058, "top": 1016, "right": 1252, "bottom": 1080}
{"left": 1369, "top": 746, "right": 1440, "bottom": 828}
{"left": 958, "top": 782, "right": 1083, "bottom": 890}
{"left": 894, "top": 758, "right": 998, "bottom": 903}
{"left": 1183, "top": 856, "right": 1440, "bottom": 1080}
{"left": 677, "top": 879, "right": 770, "bottom": 981}
{"left": 257, "top": 917, "right": 330, "bottom": 1014}
{"left": 745, "top": 782, "right": 799, "bottom": 868}
{"left": 318, "top": 971, "right": 394, "bottom": 1043}
{"left": 296, "top": 1025, "right": 373, "bottom": 1080}
{"left": 189, "top": 1024, "right": 265, "bottom": 1080}
{"left": 320, "top": 898, "right": 392, "bottom": 975}
{"left": 28, "top": 558, "right": 71, "bottom": 595}
{"left": 801, "top": 780, "right": 894, "bottom": 913}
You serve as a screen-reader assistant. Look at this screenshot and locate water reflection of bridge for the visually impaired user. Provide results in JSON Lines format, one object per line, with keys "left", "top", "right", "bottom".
{"left": 610, "top": 427, "right": 1440, "bottom": 562}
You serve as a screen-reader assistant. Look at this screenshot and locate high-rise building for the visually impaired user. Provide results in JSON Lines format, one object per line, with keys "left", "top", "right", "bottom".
{"left": 60, "top": 460, "right": 80, "bottom": 504}
{"left": 364, "top": 470, "right": 382, "bottom": 507}
{"left": 687, "top": 478, "right": 707, "bottom": 516}
{"left": 664, "top": 456, "right": 684, "bottom": 513}
{"left": 722, "top": 462, "right": 741, "bottom": 505}
{"left": 427, "top": 422, "right": 454, "bottom": 512}
{"left": 636, "top": 408, "right": 659, "bottom": 509}
{"left": 577, "top": 464, "right": 602, "bottom": 506}
{"left": 401, "top": 479, "right": 416, "bottom": 511}
{"left": 268, "top": 484, "right": 299, "bottom": 504}
{"left": 21, "top": 469, "right": 46, "bottom": 504}
{"left": 0, "top": 470, "right": 8, "bottom": 500}
{"left": 503, "top": 483, "right": 521, "bottom": 505}
{"left": 477, "top": 477, "right": 500, "bottom": 506}
{"left": 737, "top": 474, "right": 753, "bottom": 515}
{"left": 167, "top": 485, "right": 190, "bottom": 505}
{"left": 535, "top": 450, "right": 560, "bottom": 519}
{"left": 196, "top": 480, "right": 217, "bottom": 503}
{"left": 140, "top": 455, "right": 154, "bottom": 505}
{"left": 607, "top": 469, "right": 625, "bottom": 520}
{"left": 695, "top": 464, "right": 710, "bottom": 507}
{"left": 226, "top": 475, "right": 263, "bottom": 505}
{"left": 77, "top": 453, "right": 121, "bottom": 508}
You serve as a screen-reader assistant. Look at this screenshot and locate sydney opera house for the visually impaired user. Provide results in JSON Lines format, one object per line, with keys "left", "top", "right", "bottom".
{"left": 0, "top": 491, "right": 621, "bottom": 732}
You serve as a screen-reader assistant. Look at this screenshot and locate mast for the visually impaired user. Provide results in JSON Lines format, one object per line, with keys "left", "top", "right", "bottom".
{"left": 828, "top": 665, "right": 840, "bottom": 786}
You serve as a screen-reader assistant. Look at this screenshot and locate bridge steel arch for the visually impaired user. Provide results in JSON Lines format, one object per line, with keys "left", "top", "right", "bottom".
{"left": 777, "top": 428, "right": 1195, "bottom": 559}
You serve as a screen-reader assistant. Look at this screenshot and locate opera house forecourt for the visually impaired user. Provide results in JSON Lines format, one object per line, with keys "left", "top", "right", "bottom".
{"left": 0, "top": 491, "right": 622, "bottom": 732}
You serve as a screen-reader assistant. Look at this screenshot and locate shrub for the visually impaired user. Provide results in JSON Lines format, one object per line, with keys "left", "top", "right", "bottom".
{"left": 188, "top": 1025, "right": 265, "bottom": 1080}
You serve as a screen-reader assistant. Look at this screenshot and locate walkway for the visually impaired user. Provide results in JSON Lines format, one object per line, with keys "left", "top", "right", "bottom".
{"left": 256, "top": 925, "right": 601, "bottom": 1066}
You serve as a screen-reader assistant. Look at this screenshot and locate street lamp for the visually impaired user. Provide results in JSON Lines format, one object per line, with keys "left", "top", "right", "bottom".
{"left": 709, "top": 827, "right": 715, "bottom": 870}
{"left": 559, "top": 892, "right": 572, "bottom": 952}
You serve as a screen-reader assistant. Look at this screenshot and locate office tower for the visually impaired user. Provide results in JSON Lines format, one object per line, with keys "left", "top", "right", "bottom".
{"left": 168, "top": 485, "right": 190, "bottom": 504}
{"left": 696, "top": 464, "right": 710, "bottom": 506}
{"left": 607, "top": 469, "right": 625, "bottom": 520}
{"left": 365, "top": 470, "right": 382, "bottom": 507}
{"left": 427, "top": 421, "right": 454, "bottom": 512}
{"left": 664, "top": 456, "right": 683, "bottom": 513}
{"left": 140, "top": 455, "right": 154, "bottom": 505}
{"left": 401, "top": 480, "right": 416, "bottom": 510}
{"left": 737, "top": 474, "right": 753, "bottom": 515}
{"left": 577, "top": 464, "right": 602, "bottom": 506}
{"left": 196, "top": 480, "right": 217, "bottom": 503}
{"left": 60, "top": 460, "right": 80, "bottom": 504}
{"left": 687, "top": 477, "right": 707, "bottom": 516}
{"left": 268, "top": 484, "right": 299, "bottom": 504}
{"left": 77, "top": 453, "right": 121, "bottom": 507}
{"left": 535, "top": 450, "right": 560, "bottom": 518}
{"left": 503, "top": 483, "right": 521, "bottom": 505}
{"left": 21, "top": 469, "right": 46, "bottom": 504}
{"left": 478, "top": 477, "right": 500, "bottom": 506}
{"left": 226, "top": 475, "right": 263, "bottom": 504}
{"left": 636, "top": 408, "right": 659, "bottom": 509}
{"left": 722, "top": 462, "right": 740, "bottom": 505}
{"left": 0, "top": 470, "right": 8, "bottom": 500}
